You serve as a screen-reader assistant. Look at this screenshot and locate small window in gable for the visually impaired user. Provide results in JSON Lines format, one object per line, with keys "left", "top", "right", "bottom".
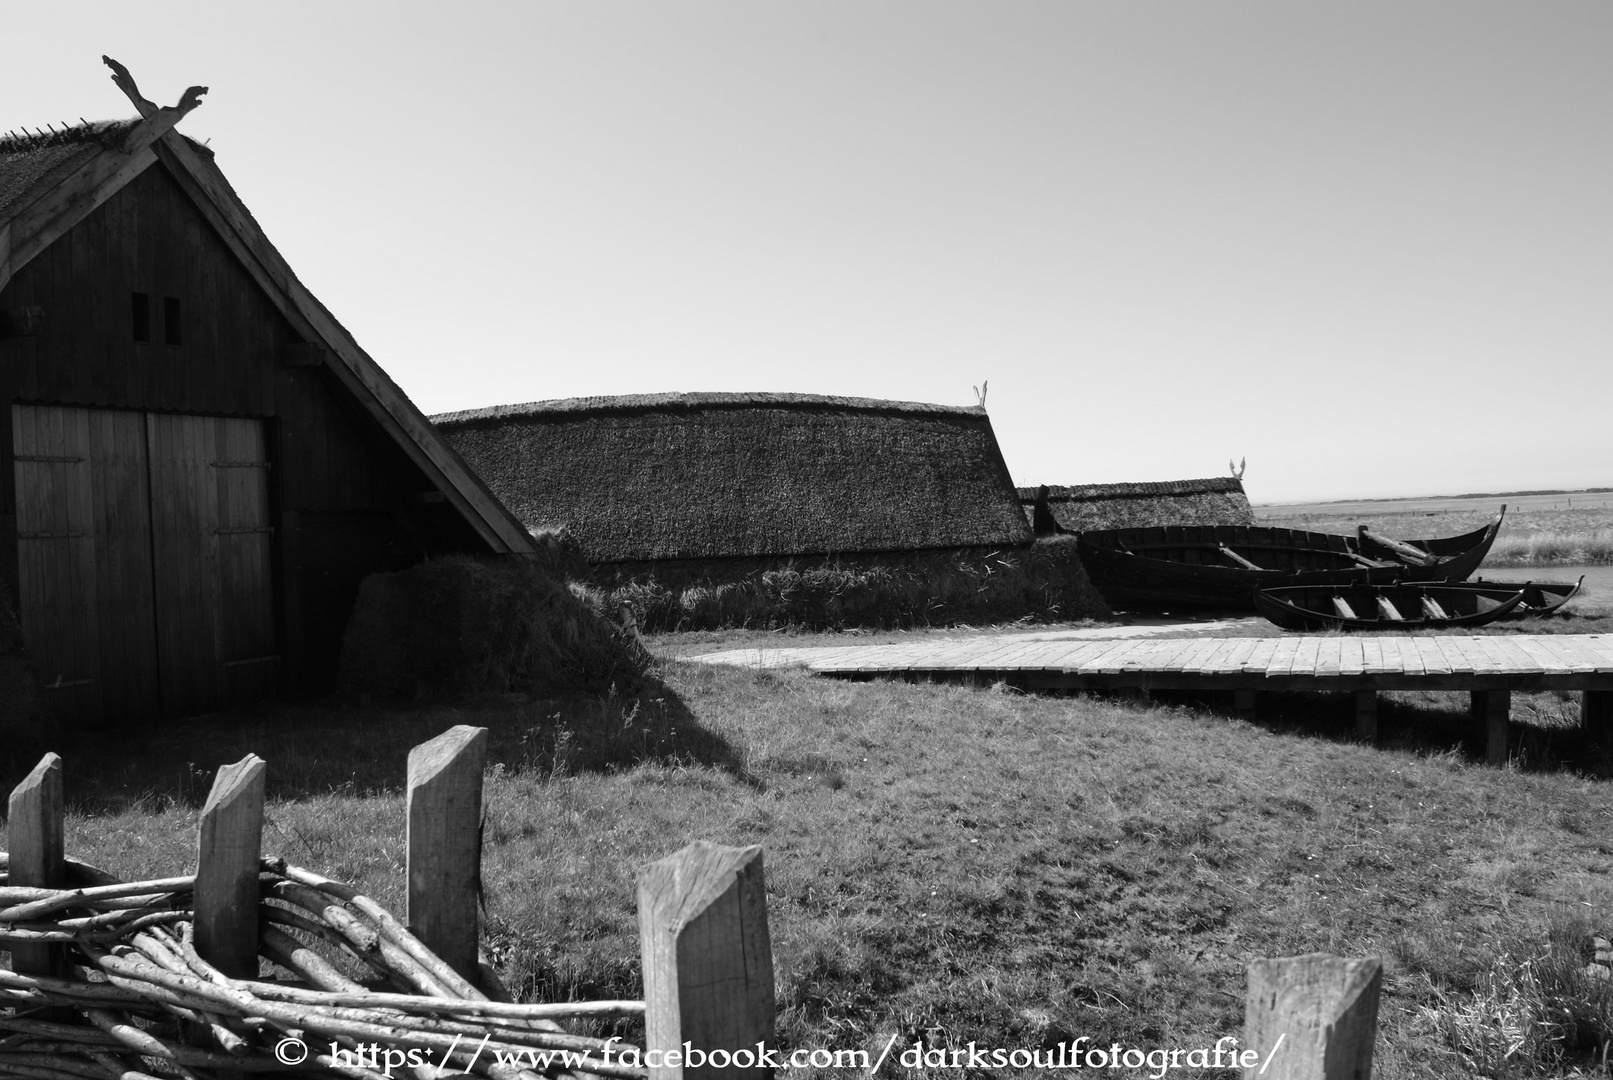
{"left": 163, "top": 297, "right": 182, "bottom": 346}
{"left": 132, "top": 293, "right": 151, "bottom": 343}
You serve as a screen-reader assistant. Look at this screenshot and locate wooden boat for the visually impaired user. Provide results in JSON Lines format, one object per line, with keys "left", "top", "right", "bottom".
{"left": 1074, "top": 509, "right": 1505, "bottom": 613}
{"left": 1455, "top": 576, "right": 1583, "bottom": 618}
{"left": 1255, "top": 582, "right": 1526, "bottom": 631}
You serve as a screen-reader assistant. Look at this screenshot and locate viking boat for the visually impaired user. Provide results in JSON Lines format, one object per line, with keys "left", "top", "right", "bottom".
{"left": 1449, "top": 576, "right": 1583, "bottom": 619}
{"left": 1254, "top": 581, "right": 1526, "bottom": 632}
{"left": 1074, "top": 509, "right": 1505, "bottom": 613}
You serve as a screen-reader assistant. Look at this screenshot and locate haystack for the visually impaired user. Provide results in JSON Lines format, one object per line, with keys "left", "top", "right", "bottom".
{"left": 336, "top": 556, "right": 649, "bottom": 703}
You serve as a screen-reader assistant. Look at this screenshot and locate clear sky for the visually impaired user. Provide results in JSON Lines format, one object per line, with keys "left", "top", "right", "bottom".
{"left": 5, "top": 2, "right": 1608, "bottom": 504}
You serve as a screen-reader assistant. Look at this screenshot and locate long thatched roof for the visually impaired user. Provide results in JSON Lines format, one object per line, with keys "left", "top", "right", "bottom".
{"left": 1019, "top": 477, "right": 1254, "bottom": 533}
{"left": 433, "top": 393, "right": 1034, "bottom": 562}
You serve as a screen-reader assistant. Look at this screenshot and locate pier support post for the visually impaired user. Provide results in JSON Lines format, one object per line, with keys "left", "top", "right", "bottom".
{"left": 1354, "top": 691, "right": 1378, "bottom": 742}
{"left": 1583, "top": 691, "right": 1613, "bottom": 751}
{"left": 1234, "top": 688, "right": 1259, "bottom": 719}
{"left": 1472, "top": 690, "right": 1512, "bottom": 766}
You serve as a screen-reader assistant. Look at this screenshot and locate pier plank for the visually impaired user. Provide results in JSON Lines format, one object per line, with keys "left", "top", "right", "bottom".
{"left": 1243, "top": 638, "right": 1281, "bottom": 675}
{"left": 1509, "top": 635, "right": 1569, "bottom": 676}
{"left": 1290, "top": 638, "right": 1323, "bottom": 678}
{"left": 1413, "top": 637, "right": 1451, "bottom": 676}
{"left": 1369, "top": 637, "right": 1405, "bottom": 676}
{"left": 1174, "top": 636, "right": 1228, "bottom": 674}
{"left": 1389, "top": 637, "right": 1425, "bottom": 677}
{"left": 1160, "top": 637, "right": 1211, "bottom": 673}
{"left": 1121, "top": 640, "right": 1177, "bottom": 671}
{"left": 1339, "top": 637, "right": 1365, "bottom": 676}
{"left": 1315, "top": 638, "right": 1343, "bottom": 678}
{"left": 1581, "top": 637, "right": 1613, "bottom": 671}
{"left": 1548, "top": 636, "right": 1613, "bottom": 674}
{"left": 1191, "top": 639, "right": 1241, "bottom": 675}
{"left": 995, "top": 641, "right": 1075, "bottom": 671}
{"left": 1268, "top": 637, "right": 1301, "bottom": 677}
{"left": 1455, "top": 636, "right": 1499, "bottom": 677}
{"left": 1359, "top": 638, "right": 1386, "bottom": 676}
{"left": 1485, "top": 636, "right": 1543, "bottom": 675}
{"left": 1042, "top": 640, "right": 1128, "bottom": 670}
{"left": 1078, "top": 639, "right": 1146, "bottom": 673}
{"left": 1433, "top": 637, "right": 1476, "bottom": 676}
{"left": 1214, "top": 638, "right": 1261, "bottom": 675}
{"left": 1102, "top": 640, "right": 1157, "bottom": 674}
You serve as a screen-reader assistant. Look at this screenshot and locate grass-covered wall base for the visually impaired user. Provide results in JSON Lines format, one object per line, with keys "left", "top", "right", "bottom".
{"left": 337, "top": 555, "right": 650, "bottom": 703}
{"left": 584, "top": 537, "right": 1111, "bottom": 632}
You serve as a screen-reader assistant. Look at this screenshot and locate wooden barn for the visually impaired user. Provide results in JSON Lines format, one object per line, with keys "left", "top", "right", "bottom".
{"left": 432, "top": 392, "right": 1033, "bottom": 571}
{"left": 0, "top": 69, "right": 532, "bottom": 726}
{"left": 1020, "top": 477, "right": 1255, "bottom": 535}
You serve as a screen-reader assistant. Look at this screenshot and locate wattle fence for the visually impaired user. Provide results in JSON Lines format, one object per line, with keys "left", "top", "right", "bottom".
{"left": 4, "top": 727, "right": 1382, "bottom": 1079}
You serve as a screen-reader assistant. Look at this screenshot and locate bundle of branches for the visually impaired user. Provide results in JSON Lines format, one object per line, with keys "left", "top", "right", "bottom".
{"left": 0, "top": 854, "right": 646, "bottom": 1080}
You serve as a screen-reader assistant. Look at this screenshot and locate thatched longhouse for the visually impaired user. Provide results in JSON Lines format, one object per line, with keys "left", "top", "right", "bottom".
{"left": 435, "top": 392, "right": 1033, "bottom": 563}
{"left": 1021, "top": 478, "right": 1254, "bottom": 534}
{"left": 433, "top": 394, "right": 1108, "bottom": 630}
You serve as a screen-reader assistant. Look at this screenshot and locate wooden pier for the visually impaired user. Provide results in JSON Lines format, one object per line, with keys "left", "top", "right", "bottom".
{"left": 694, "top": 633, "right": 1613, "bottom": 765}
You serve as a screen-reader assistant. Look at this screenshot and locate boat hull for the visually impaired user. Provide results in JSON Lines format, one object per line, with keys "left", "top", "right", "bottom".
{"left": 1255, "top": 582, "right": 1526, "bottom": 632}
{"left": 1075, "top": 515, "right": 1505, "bottom": 614}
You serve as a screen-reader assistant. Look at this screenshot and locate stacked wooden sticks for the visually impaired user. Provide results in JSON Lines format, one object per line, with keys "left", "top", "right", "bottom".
{"left": 0, "top": 727, "right": 651, "bottom": 1080}
{"left": 0, "top": 855, "right": 645, "bottom": 1079}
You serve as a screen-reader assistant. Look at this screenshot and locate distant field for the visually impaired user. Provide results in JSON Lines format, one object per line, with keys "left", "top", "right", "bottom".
{"left": 1256, "top": 490, "right": 1613, "bottom": 518}
{"left": 1255, "top": 492, "right": 1613, "bottom": 567}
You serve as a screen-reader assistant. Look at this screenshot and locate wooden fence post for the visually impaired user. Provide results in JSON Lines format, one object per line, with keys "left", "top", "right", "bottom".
{"left": 407, "top": 725, "right": 487, "bottom": 985}
{"left": 1244, "top": 954, "right": 1381, "bottom": 1080}
{"left": 7, "top": 753, "right": 65, "bottom": 977}
{"left": 1354, "top": 691, "right": 1378, "bottom": 742}
{"left": 195, "top": 754, "right": 266, "bottom": 978}
{"left": 1583, "top": 690, "right": 1613, "bottom": 750}
{"left": 1471, "top": 690, "right": 1512, "bottom": 766}
{"left": 638, "top": 841, "right": 775, "bottom": 1078}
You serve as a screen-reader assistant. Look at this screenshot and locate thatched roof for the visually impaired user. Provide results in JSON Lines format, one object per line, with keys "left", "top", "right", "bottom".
{"left": 0, "top": 121, "right": 141, "bottom": 222}
{"left": 1019, "top": 477, "right": 1254, "bottom": 534}
{"left": 433, "top": 392, "right": 1034, "bottom": 562}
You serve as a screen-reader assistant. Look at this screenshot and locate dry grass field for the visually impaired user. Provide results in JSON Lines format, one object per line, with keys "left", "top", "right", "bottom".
{"left": 10, "top": 628, "right": 1613, "bottom": 1079}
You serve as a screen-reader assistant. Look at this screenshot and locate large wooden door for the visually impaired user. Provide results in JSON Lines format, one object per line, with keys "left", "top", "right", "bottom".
{"left": 12, "top": 405, "right": 276, "bottom": 723}
{"left": 13, "top": 405, "right": 160, "bottom": 721}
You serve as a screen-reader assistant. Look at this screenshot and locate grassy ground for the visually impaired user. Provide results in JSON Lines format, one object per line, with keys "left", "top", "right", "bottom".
{"left": 8, "top": 511, "right": 1613, "bottom": 1076}
{"left": 10, "top": 647, "right": 1613, "bottom": 1078}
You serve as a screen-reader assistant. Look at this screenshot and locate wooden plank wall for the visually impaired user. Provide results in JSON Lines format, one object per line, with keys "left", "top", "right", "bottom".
{"left": 0, "top": 160, "right": 487, "bottom": 719}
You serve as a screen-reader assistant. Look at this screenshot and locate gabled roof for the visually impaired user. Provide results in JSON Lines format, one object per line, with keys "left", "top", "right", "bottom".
{"left": 433, "top": 392, "right": 1034, "bottom": 562}
{"left": 0, "top": 76, "right": 533, "bottom": 556}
